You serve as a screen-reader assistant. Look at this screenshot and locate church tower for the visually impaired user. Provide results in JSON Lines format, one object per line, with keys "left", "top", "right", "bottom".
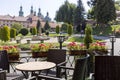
{"left": 19, "top": 6, "right": 24, "bottom": 16}
{"left": 30, "top": 6, "right": 34, "bottom": 14}
{"left": 44, "top": 12, "right": 51, "bottom": 22}
{"left": 38, "top": 8, "right": 41, "bottom": 17}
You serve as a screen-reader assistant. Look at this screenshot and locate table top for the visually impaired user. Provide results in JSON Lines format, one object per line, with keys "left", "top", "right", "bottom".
{"left": 15, "top": 61, "right": 56, "bottom": 71}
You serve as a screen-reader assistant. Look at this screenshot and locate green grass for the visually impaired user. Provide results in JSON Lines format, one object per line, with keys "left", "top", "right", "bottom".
{"left": 67, "top": 36, "right": 103, "bottom": 43}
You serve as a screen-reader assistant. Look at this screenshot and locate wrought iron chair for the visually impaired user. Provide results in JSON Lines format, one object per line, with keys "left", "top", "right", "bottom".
{"left": 0, "top": 50, "right": 24, "bottom": 80}
{"left": 41, "top": 49, "right": 67, "bottom": 78}
{"left": 0, "top": 70, "right": 6, "bottom": 80}
{"left": 95, "top": 56, "right": 120, "bottom": 80}
{"left": 37, "top": 54, "right": 89, "bottom": 80}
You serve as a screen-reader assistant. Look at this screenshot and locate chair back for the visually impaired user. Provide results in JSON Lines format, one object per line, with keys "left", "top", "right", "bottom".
{"left": 47, "top": 49, "right": 66, "bottom": 65}
{"left": 72, "top": 54, "right": 89, "bottom": 80}
{"left": 95, "top": 56, "right": 120, "bottom": 80}
{"left": 0, "top": 70, "right": 6, "bottom": 80}
{"left": 0, "top": 50, "right": 10, "bottom": 72}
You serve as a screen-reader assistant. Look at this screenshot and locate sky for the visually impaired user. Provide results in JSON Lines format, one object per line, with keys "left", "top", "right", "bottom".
{"left": 0, "top": 0, "right": 89, "bottom": 21}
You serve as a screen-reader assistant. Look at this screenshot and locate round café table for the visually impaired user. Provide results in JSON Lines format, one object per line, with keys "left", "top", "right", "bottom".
{"left": 15, "top": 61, "right": 56, "bottom": 79}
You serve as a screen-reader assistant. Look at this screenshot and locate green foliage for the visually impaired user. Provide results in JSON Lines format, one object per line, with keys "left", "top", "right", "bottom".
{"left": 36, "top": 20, "right": 41, "bottom": 35}
{"left": 55, "top": 0, "right": 76, "bottom": 24}
{"left": 0, "top": 28, "right": 3, "bottom": 40}
{"left": 73, "top": 0, "right": 85, "bottom": 26}
{"left": 31, "top": 27, "right": 37, "bottom": 35}
{"left": 56, "top": 25, "right": 60, "bottom": 34}
{"left": 19, "top": 28, "right": 28, "bottom": 36}
{"left": 61, "top": 23, "right": 69, "bottom": 33}
{"left": 115, "top": 0, "right": 120, "bottom": 11}
{"left": 87, "top": 8, "right": 95, "bottom": 19}
{"left": 67, "top": 24, "right": 73, "bottom": 36}
{"left": 2, "top": 26, "right": 10, "bottom": 42}
{"left": 94, "top": 0, "right": 116, "bottom": 24}
{"left": 45, "top": 31, "right": 49, "bottom": 36}
{"left": 93, "top": 25, "right": 112, "bottom": 36}
{"left": 11, "top": 23, "right": 23, "bottom": 34}
{"left": 44, "top": 21, "right": 50, "bottom": 31}
{"left": 10, "top": 28, "right": 16, "bottom": 39}
{"left": 84, "top": 24, "right": 94, "bottom": 49}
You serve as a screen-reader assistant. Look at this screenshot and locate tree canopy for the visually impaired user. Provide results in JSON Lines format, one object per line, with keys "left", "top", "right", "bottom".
{"left": 55, "top": 0, "right": 76, "bottom": 25}
{"left": 94, "top": 0, "right": 116, "bottom": 25}
{"left": 73, "top": 0, "right": 85, "bottom": 26}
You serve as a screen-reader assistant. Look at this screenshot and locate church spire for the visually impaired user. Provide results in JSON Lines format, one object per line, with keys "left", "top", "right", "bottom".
{"left": 38, "top": 8, "right": 41, "bottom": 17}
{"left": 19, "top": 5, "right": 24, "bottom": 16}
{"left": 30, "top": 6, "right": 34, "bottom": 14}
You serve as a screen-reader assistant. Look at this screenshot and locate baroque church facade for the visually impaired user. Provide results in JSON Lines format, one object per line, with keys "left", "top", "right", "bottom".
{"left": 0, "top": 6, "right": 60, "bottom": 29}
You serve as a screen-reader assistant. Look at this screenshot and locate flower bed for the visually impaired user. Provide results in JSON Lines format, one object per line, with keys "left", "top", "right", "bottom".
{"left": 0, "top": 45, "right": 20, "bottom": 60}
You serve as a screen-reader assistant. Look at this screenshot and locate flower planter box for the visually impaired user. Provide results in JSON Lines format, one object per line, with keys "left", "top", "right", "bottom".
{"left": 32, "top": 52, "right": 48, "bottom": 58}
{"left": 94, "top": 50, "right": 108, "bottom": 55}
{"left": 69, "top": 50, "right": 87, "bottom": 56}
{"left": 8, "top": 53, "right": 20, "bottom": 61}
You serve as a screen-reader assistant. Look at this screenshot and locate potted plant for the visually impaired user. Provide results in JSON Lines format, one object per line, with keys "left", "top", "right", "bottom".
{"left": 31, "top": 43, "right": 52, "bottom": 58}
{"left": 67, "top": 42, "right": 87, "bottom": 56}
{"left": 0, "top": 46, "right": 20, "bottom": 61}
{"left": 89, "top": 41, "right": 108, "bottom": 55}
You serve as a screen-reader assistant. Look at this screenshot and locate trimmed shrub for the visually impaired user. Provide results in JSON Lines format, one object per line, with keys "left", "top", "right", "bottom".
{"left": 19, "top": 28, "right": 28, "bottom": 36}
{"left": 56, "top": 25, "right": 60, "bottom": 34}
{"left": 2, "top": 26, "right": 10, "bottom": 42}
{"left": 10, "top": 28, "right": 16, "bottom": 39}
{"left": 67, "top": 24, "right": 73, "bottom": 36}
{"left": 31, "top": 27, "right": 37, "bottom": 35}
{"left": 84, "top": 24, "right": 94, "bottom": 49}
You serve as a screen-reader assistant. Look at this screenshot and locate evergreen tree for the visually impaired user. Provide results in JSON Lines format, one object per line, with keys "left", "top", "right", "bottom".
{"left": 94, "top": 0, "right": 116, "bottom": 25}
{"left": 31, "top": 27, "right": 37, "bottom": 35}
{"left": 73, "top": 0, "right": 85, "bottom": 26}
{"left": 56, "top": 25, "right": 60, "bottom": 34}
{"left": 67, "top": 24, "right": 73, "bottom": 36}
{"left": 44, "top": 21, "right": 50, "bottom": 31}
{"left": 55, "top": 0, "right": 76, "bottom": 25}
{"left": 36, "top": 20, "right": 41, "bottom": 35}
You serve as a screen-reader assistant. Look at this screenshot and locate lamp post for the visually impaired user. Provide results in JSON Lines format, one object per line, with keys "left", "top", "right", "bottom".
{"left": 110, "top": 36, "right": 116, "bottom": 56}
{"left": 57, "top": 35, "right": 65, "bottom": 49}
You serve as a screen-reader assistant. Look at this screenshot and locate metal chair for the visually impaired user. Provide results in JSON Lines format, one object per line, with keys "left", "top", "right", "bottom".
{"left": 95, "top": 56, "right": 120, "bottom": 80}
{"left": 0, "top": 50, "right": 24, "bottom": 80}
{"left": 41, "top": 49, "right": 67, "bottom": 78}
{"left": 37, "top": 54, "right": 89, "bottom": 80}
{"left": 0, "top": 70, "right": 6, "bottom": 80}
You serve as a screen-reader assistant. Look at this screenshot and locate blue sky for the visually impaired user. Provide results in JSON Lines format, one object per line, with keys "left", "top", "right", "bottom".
{"left": 0, "top": 0, "right": 89, "bottom": 20}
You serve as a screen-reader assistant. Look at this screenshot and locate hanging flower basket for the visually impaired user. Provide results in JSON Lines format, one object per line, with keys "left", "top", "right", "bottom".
{"left": 32, "top": 52, "right": 48, "bottom": 58}
{"left": 8, "top": 53, "right": 20, "bottom": 61}
{"left": 69, "top": 50, "right": 87, "bottom": 56}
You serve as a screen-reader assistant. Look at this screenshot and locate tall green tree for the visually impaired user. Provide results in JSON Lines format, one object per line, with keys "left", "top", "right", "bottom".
{"left": 94, "top": 0, "right": 116, "bottom": 26}
{"left": 55, "top": 0, "right": 76, "bottom": 25}
{"left": 44, "top": 21, "right": 50, "bottom": 31}
{"left": 36, "top": 20, "right": 41, "bottom": 35}
{"left": 73, "top": 0, "right": 85, "bottom": 26}
{"left": 11, "top": 22, "right": 23, "bottom": 34}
